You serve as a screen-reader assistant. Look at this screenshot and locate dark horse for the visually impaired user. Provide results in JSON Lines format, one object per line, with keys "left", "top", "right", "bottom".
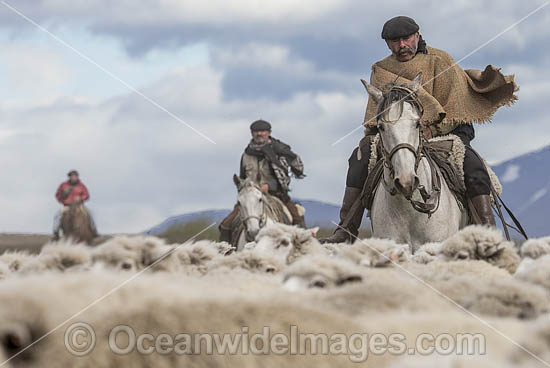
{"left": 60, "top": 203, "right": 95, "bottom": 244}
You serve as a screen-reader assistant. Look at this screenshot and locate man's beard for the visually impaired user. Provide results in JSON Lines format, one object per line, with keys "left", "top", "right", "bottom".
{"left": 397, "top": 46, "right": 416, "bottom": 56}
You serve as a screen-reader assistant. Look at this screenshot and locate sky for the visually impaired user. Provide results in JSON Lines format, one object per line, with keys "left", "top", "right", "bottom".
{"left": 0, "top": 0, "right": 549, "bottom": 233}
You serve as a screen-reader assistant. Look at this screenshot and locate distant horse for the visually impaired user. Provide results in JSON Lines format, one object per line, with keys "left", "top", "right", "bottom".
{"left": 232, "top": 175, "right": 294, "bottom": 251}
{"left": 60, "top": 203, "right": 95, "bottom": 244}
{"left": 363, "top": 73, "right": 468, "bottom": 252}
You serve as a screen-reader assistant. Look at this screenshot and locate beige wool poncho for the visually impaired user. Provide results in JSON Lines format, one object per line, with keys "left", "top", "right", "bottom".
{"left": 363, "top": 46, "right": 518, "bottom": 136}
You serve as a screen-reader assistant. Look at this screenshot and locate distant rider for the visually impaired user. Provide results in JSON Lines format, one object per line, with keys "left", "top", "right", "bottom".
{"left": 53, "top": 170, "right": 97, "bottom": 240}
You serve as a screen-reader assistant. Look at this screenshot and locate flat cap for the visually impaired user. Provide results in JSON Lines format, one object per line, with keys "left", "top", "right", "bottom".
{"left": 250, "top": 119, "right": 272, "bottom": 131}
{"left": 381, "top": 16, "right": 419, "bottom": 40}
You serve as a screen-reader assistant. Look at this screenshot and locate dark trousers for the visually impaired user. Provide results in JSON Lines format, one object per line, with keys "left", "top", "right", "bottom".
{"left": 345, "top": 124, "right": 491, "bottom": 197}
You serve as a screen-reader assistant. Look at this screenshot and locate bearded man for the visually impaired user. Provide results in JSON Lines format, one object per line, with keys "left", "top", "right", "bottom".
{"left": 321, "top": 16, "right": 517, "bottom": 243}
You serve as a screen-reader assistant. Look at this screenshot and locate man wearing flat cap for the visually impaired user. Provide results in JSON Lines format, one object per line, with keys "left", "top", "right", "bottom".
{"left": 219, "top": 120, "right": 306, "bottom": 242}
{"left": 321, "top": 16, "right": 518, "bottom": 243}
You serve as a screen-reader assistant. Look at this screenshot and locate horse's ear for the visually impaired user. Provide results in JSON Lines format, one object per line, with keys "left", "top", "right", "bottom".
{"left": 411, "top": 72, "right": 422, "bottom": 92}
{"left": 361, "top": 79, "right": 383, "bottom": 105}
{"left": 233, "top": 174, "right": 241, "bottom": 188}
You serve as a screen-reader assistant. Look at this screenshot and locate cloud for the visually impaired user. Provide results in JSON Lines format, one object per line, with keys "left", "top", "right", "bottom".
{"left": 0, "top": 62, "right": 364, "bottom": 233}
{"left": 0, "top": 0, "right": 548, "bottom": 233}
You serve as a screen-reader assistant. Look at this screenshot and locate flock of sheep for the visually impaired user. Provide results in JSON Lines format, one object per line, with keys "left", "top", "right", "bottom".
{"left": 0, "top": 224, "right": 549, "bottom": 367}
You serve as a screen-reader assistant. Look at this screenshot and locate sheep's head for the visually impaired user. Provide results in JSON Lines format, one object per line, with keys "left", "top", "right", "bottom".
{"left": 282, "top": 257, "right": 363, "bottom": 291}
{"left": 251, "top": 224, "right": 319, "bottom": 264}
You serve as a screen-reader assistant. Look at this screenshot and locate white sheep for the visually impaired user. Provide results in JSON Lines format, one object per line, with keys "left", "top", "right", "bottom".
{"left": 91, "top": 235, "right": 178, "bottom": 272}
{"left": 0, "top": 250, "right": 36, "bottom": 273}
{"left": 282, "top": 255, "right": 363, "bottom": 291}
{"left": 249, "top": 223, "right": 328, "bottom": 264}
{"left": 519, "top": 237, "right": 550, "bottom": 259}
{"left": 207, "top": 249, "right": 283, "bottom": 275}
{"left": 438, "top": 226, "right": 520, "bottom": 273}
{"left": 0, "top": 272, "right": 382, "bottom": 368}
{"left": 18, "top": 241, "right": 91, "bottom": 274}
{"left": 338, "top": 238, "right": 410, "bottom": 267}
{"left": 514, "top": 254, "right": 550, "bottom": 294}
{"left": 172, "top": 240, "right": 222, "bottom": 275}
{"left": 403, "top": 260, "right": 549, "bottom": 319}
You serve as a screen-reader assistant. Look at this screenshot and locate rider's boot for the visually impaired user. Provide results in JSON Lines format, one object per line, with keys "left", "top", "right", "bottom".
{"left": 471, "top": 194, "right": 496, "bottom": 227}
{"left": 319, "top": 187, "right": 364, "bottom": 244}
{"left": 219, "top": 224, "right": 232, "bottom": 243}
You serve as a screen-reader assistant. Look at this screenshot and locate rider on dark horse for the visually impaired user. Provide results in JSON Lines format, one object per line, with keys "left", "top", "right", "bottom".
{"left": 321, "top": 16, "right": 518, "bottom": 244}
{"left": 219, "top": 120, "right": 306, "bottom": 242}
{"left": 53, "top": 170, "right": 98, "bottom": 240}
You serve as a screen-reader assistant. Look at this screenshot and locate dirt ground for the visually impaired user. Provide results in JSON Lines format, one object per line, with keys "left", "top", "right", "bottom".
{"left": 0, "top": 234, "right": 113, "bottom": 254}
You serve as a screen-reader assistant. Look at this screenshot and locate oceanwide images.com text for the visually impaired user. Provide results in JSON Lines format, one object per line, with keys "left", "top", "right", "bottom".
{"left": 65, "top": 323, "right": 486, "bottom": 362}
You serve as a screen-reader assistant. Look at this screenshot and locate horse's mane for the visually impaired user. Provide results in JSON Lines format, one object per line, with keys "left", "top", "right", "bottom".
{"left": 376, "top": 83, "right": 421, "bottom": 123}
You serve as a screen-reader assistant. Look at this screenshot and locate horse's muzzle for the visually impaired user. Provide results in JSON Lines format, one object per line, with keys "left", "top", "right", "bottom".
{"left": 394, "top": 175, "right": 419, "bottom": 199}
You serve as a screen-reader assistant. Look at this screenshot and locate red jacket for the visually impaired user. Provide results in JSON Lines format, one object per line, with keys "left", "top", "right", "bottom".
{"left": 55, "top": 180, "right": 90, "bottom": 206}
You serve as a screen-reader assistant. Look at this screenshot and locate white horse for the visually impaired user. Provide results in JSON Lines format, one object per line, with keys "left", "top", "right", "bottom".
{"left": 363, "top": 73, "right": 468, "bottom": 253}
{"left": 232, "top": 175, "right": 292, "bottom": 251}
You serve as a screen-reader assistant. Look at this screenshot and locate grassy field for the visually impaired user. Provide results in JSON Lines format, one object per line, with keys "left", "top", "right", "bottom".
{"left": 157, "top": 218, "right": 372, "bottom": 244}
{"left": 0, "top": 219, "right": 373, "bottom": 254}
{"left": 0, "top": 233, "right": 53, "bottom": 254}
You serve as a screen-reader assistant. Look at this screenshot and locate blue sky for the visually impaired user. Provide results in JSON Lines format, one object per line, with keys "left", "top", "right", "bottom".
{"left": 0, "top": 0, "right": 549, "bottom": 233}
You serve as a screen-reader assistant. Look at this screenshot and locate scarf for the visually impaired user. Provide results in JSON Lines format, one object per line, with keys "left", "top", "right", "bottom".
{"left": 363, "top": 45, "right": 518, "bottom": 135}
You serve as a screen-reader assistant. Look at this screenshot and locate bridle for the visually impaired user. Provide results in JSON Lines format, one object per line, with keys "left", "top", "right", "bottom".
{"left": 238, "top": 185, "right": 268, "bottom": 231}
{"left": 378, "top": 85, "right": 442, "bottom": 215}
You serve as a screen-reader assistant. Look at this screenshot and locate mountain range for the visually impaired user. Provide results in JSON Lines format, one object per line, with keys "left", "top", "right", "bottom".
{"left": 146, "top": 145, "right": 550, "bottom": 238}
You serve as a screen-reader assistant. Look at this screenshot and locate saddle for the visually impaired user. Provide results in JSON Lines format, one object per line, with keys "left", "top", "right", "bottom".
{"left": 361, "top": 134, "right": 502, "bottom": 224}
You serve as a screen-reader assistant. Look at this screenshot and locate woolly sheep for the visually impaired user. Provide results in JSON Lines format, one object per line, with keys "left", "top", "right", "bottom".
{"left": 0, "top": 262, "right": 9, "bottom": 279}
{"left": 519, "top": 237, "right": 550, "bottom": 259}
{"left": 440, "top": 226, "right": 520, "bottom": 273}
{"left": 514, "top": 254, "right": 550, "bottom": 293}
{"left": 91, "top": 235, "right": 178, "bottom": 272}
{"left": 403, "top": 261, "right": 549, "bottom": 319}
{"left": 339, "top": 238, "right": 410, "bottom": 267}
{"left": 282, "top": 255, "right": 363, "bottom": 291}
{"left": 0, "top": 273, "right": 386, "bottom": 368}
{"left": 508, "top": 314, "right": 550, "bottom": 366}
{"left": 18, "top": 241, "right": 91, "bottom": 274}
{"left": 207, "top": 249, "right": 283, "bottom": 275}
{"left": 0, "top": 250, "right": 36, "bottom": 273}
{"left": 250, "top": 223, "right": 328, "bottom": 264}
{"left": 172, "top": 240, "right": 222, "bottom": 275}
{"left": 411, "top": 242, "right": 444, "bottom": 264}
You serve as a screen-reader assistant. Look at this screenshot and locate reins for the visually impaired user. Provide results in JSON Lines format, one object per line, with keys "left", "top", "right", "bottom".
{"left": 378, "top": 86, "right": 442, "bottom": 216}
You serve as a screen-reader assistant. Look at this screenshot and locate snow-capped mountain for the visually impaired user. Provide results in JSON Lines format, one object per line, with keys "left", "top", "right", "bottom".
{"left": 492, "top": 145, "right": 550, "bottom": 237}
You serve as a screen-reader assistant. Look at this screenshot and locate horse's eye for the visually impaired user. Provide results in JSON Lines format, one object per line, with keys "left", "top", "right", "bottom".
{"left": 378, "top": 124, "right": 385, "bottom": 132}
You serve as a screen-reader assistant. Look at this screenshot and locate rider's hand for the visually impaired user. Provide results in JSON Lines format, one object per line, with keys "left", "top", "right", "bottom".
{"left": 260, "top": 184, "right": 269, "bottom": 194}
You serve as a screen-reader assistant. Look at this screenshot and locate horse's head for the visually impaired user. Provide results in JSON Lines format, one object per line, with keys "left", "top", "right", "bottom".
{"left": 233, "top": 174, "right": 266, "bottom": 241}
{"left": 362, "top": 73, "right": 424, "bottom": 199}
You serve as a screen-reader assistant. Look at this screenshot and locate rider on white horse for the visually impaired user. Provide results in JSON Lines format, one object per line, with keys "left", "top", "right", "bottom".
{"left": 219, "top": 120, "right": 306, "bottom": 243}
{"left": 321, "top": 16, "right": 518, "bottom": 244}
{"left": 52, "top": 170, "right": 98, "bottom": 240}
